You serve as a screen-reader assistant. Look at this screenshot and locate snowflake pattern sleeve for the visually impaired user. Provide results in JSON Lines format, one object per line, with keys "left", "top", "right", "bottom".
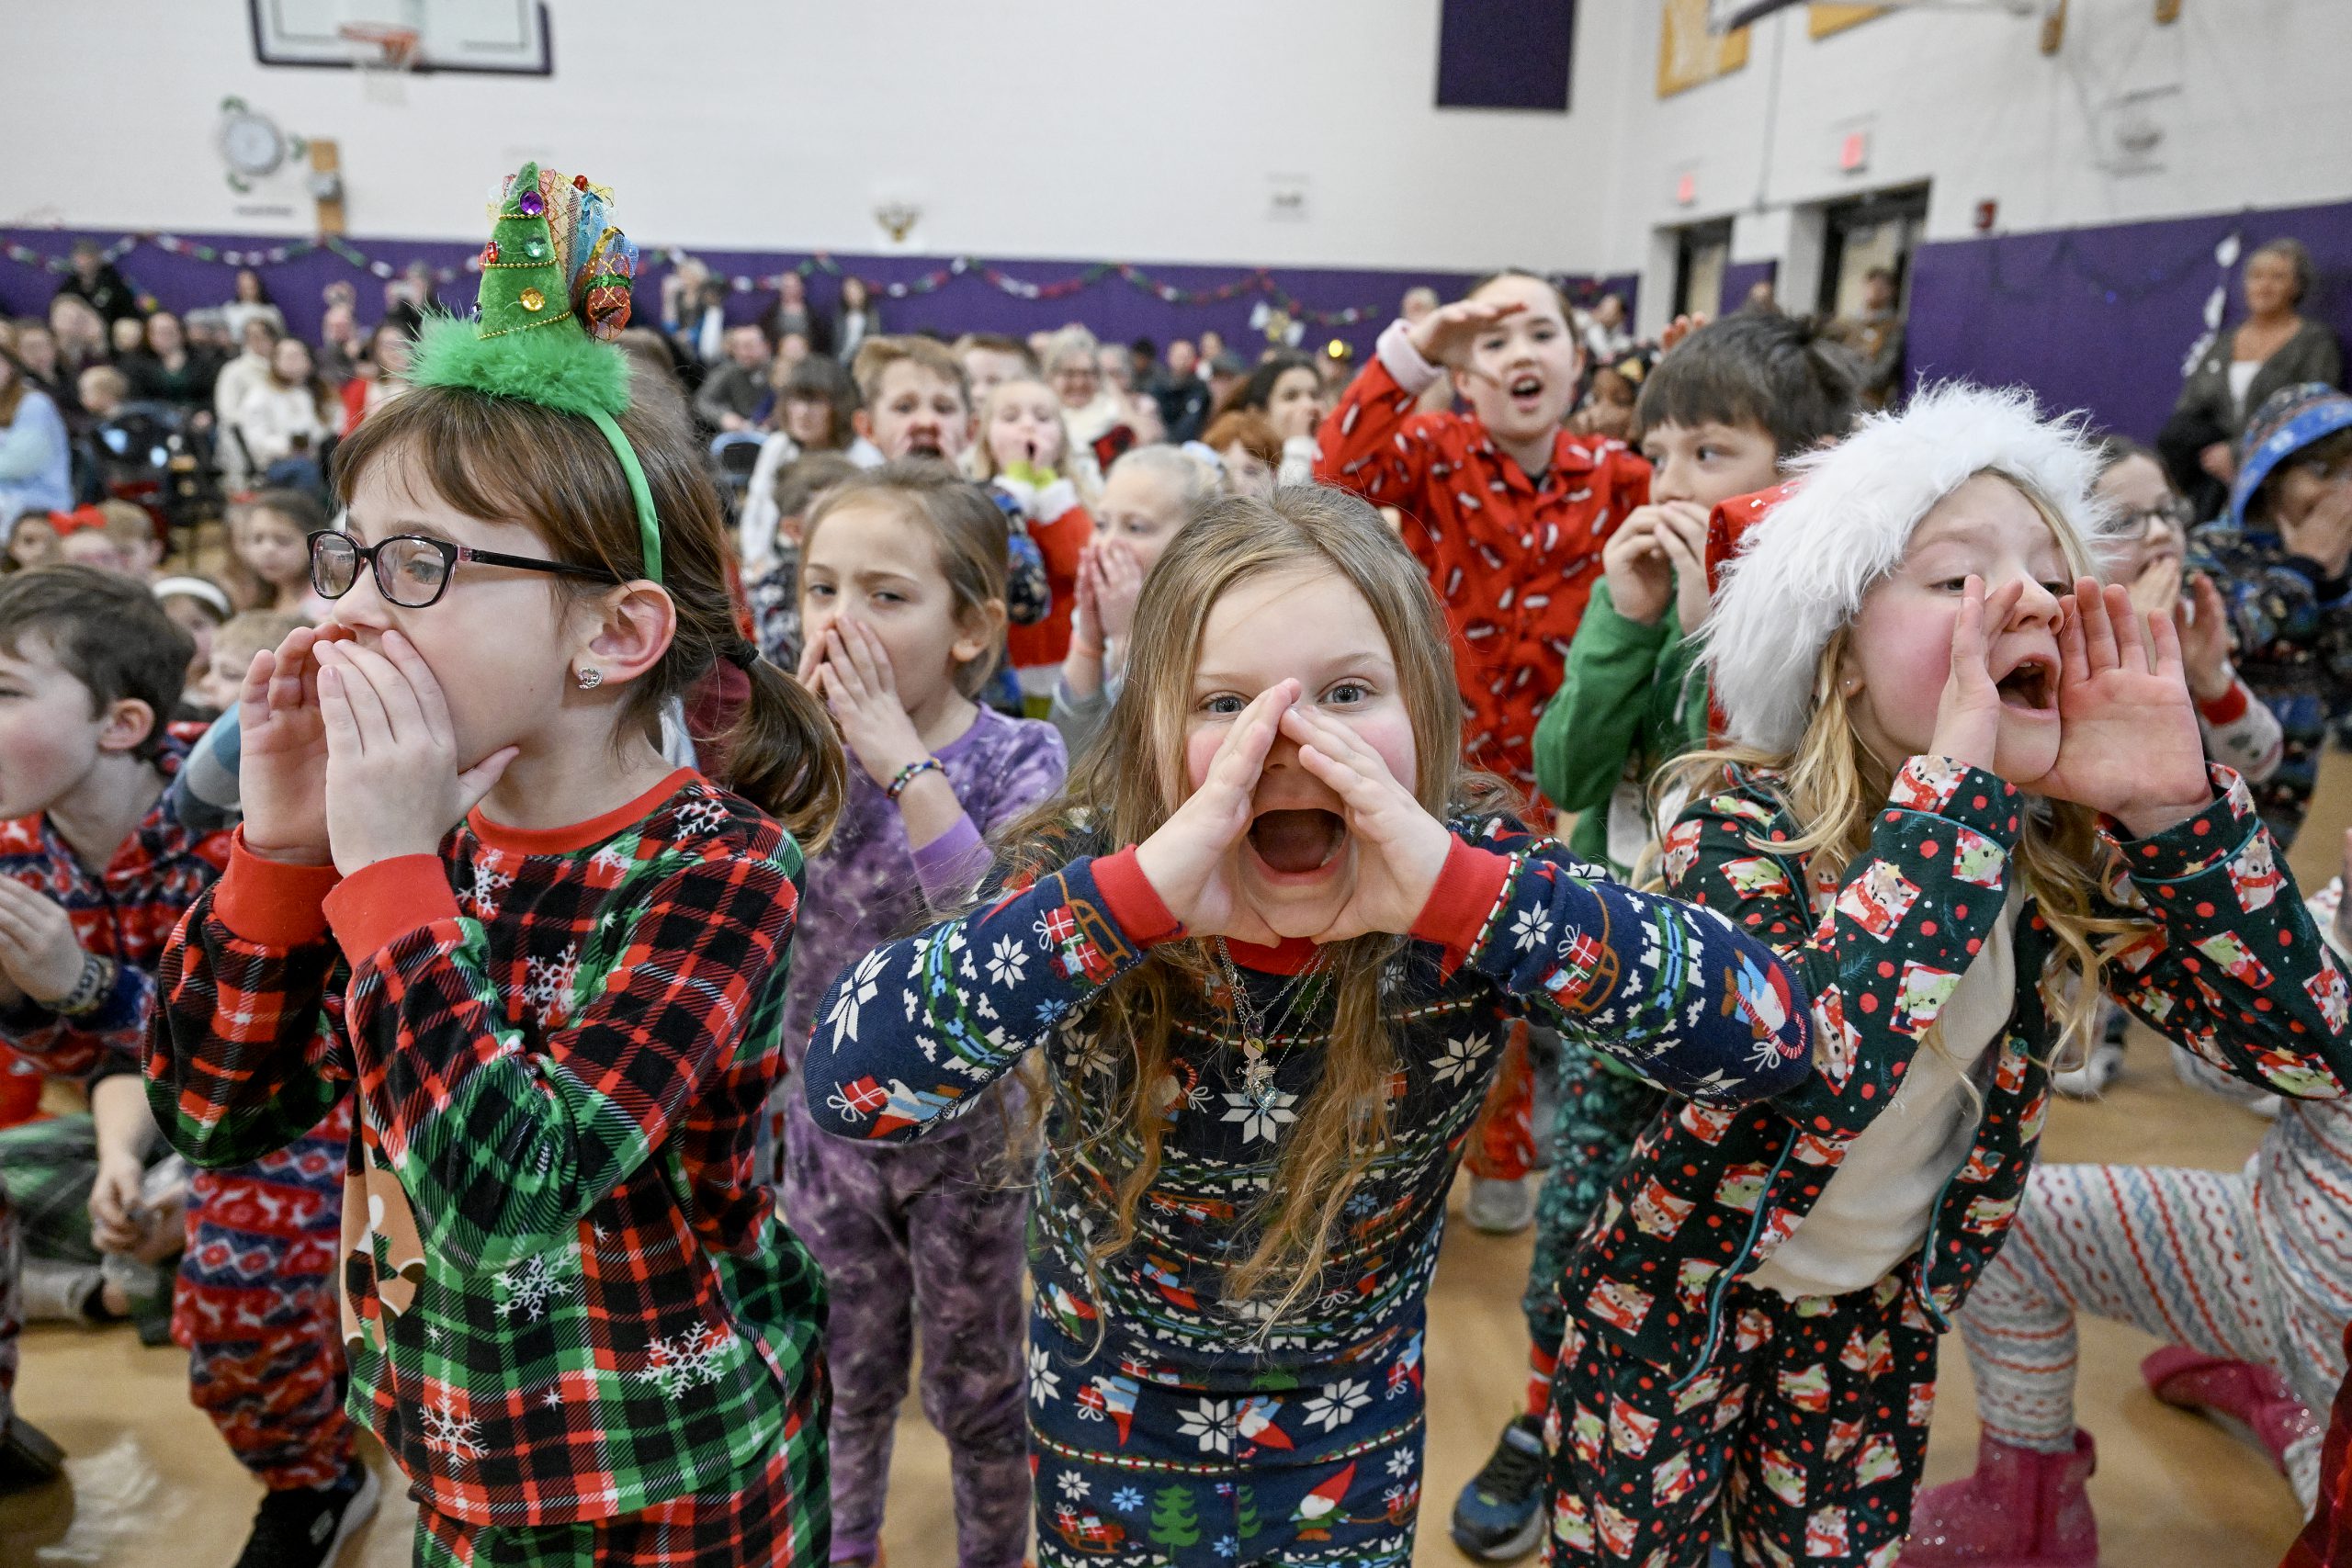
{"left": 804, "top": 821, "right": 1812, "bottom": 1146}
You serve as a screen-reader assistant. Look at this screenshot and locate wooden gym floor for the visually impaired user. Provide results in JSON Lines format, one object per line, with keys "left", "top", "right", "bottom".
{"left": 10, "top": 756, "right": 2344, "bottom": 1567}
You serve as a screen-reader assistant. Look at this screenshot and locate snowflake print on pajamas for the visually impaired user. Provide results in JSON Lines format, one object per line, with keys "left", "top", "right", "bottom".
{"left": 421, "top": 1392, "right": 486, "bottom": 1466}
{"left": 522, "top": 943, "right": 580, "bottom": 1021}
{"left": 633, "top": 1325, "right": 738, "bottom": 1400}
{"left": 1430, "top": 1031, "right": 1493, "bottom": 1088}
{"left": 988, "top": 933, "right": 1031, "bottom": 989}
{"left": 826, "top": 945, "right": 889, "bottom": 1047}
{"left": 1178, "top": 1398, "right": 1235, "bottom": 1455}
{"left": 492, "top": 1249, "right": 574, "bottom": 1322}
{"left": 1302, "top": 1379, "right": 1371, "bottom": 1432}
{"left": 1031, "top": 1343, "right": 1064, "bottom": 1405}
{"left": 1222, "top": 1087, "right": 1298, "bottom": 1144}
{"left": 1510, "top": 906, "right": 1554, "bottom": 953}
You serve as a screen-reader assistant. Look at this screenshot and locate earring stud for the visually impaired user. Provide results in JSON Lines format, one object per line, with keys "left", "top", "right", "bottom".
{"left": 576, "top": 667, "right": 604, "bottom": 690}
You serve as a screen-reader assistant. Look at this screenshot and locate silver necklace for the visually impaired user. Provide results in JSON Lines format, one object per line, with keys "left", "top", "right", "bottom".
{"left": 1213, "top": 940, "right": 1328, "bottom": 1110}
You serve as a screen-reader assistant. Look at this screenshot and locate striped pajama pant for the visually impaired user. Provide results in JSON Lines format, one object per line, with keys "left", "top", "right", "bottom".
{"left": 1952, "top": 1148, "right": 2349, "bottom": 1510}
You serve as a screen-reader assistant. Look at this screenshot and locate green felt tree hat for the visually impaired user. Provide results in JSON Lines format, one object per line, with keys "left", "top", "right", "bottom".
{"left": 406, "top": 162, "right": 662, "bottom": 581}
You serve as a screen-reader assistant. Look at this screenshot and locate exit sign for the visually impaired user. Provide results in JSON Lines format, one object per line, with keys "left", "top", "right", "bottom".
{"left": 1839, "top": 130, "right": 1871, "bottom": 172}
{"left": 1675, "top": 171, "right": 1697, "bottom": 206}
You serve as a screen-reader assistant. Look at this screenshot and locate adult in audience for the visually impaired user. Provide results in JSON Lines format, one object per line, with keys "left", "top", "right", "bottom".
{"left": 1401, "top": 288, "right": 1458, "bottom": 416}
{"left": 0, "top": 350, "right": 74, "bottom": 524}
{"left": 315, "top": 299, "right": 366, "bottom": 385}
{"left": 834, "top": 275, "right": 882, "bottom": 362}
{"left": 694, "top": 323, "right": 776, "bottom": 433}
{"left": 1153, "top": 337, "right": 1211, "bottom": 442}
{"left": 1845, "top": 265, "right": 1906, "bottom": 409}
{"left": 763, "top": 270, "right": 832, "bottom": 357}
{"left": 9, "top": 323, "right": 76, "bottom": 419}
{"left": 1097, "top": 341, "right": 1135, "bottom": 395}
{"left": 52, "top": 240, "right": 141, "bottom": 325}
{"left": 107, "top": 315, "right": 146, "bottom": 361}
{"left": 218, "top": 266, "right": 285, "bottom": 343}
{"left": 1045, "top": 324, "right": 1131, "bottom": 453}
{"left": 379, "top": 259, "right": 440, "bottom": 337}
{"left": 2165, "top": 237, "right": 2345, "bottom": 518}
{"left": 211, "top": 317, "right": 280, "bottom": 438}
{"left": 45, "top": 295, "right": 109, "bottom": 382}
{"left": 1579, "top": 291, "right": 1633, "bottom": 362}
{"left": 226, "top": 336, "right": 331, "bottom": 489}
{"left": 119, "top": 310, "right": 219, "bottom": 414}
{"left": 182, "top": 308, "right": 232, "bottom": 356}
{"left": 336, "top": 321, "right": 413, "bottom": 435}
{"left": 1204, "top": 348, "right": 1248, "bottom": 412}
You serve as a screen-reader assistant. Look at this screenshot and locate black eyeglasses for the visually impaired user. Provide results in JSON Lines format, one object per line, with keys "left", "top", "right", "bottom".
{"left": 308, "top": 529, "right": 618, "bottom": 609}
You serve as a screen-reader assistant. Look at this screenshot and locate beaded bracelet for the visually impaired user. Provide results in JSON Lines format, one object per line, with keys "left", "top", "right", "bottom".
{"left": 53, "top": 954, "right": 114, "bottom": 1019}
{"left": 886, "top": 757, "right": 944, "bottom": 802}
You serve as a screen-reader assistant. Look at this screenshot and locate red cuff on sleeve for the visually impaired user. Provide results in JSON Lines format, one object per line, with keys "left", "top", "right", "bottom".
{"left": 1091, "top": 847, "right": 1186, "bottom": 949}
{"left": 322, "top": 855, "right": 463, "bottom": 963}
{"left": 2198, "top": 681, "right": 2252, "bottom": 726}
{"left": 213, "top": 829, "right": 343, "bottom": 949}
{"left": 1408, "top": 839, "right": 1513, "bottom": 960}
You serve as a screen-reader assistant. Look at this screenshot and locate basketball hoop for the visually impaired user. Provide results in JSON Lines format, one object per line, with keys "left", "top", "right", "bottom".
{"left": 338, "top": 20, "right": 421, "bottom": 73}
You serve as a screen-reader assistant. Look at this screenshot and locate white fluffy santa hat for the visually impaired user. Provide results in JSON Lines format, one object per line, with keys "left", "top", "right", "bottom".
{"left": 1703, "top": 381, "right": 2128, "bottom": 755}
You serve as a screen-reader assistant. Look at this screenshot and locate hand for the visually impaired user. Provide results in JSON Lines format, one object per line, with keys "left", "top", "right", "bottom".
{"left": 88, "top": 1153, "right": 147, "bottom": 1255}
{"left": 2128, "top": 553, "right": 2183, "bottom": 620}
{"left": 1926, "top": 576, "right": 2018, "bottom": 773}
{"left": 2199, "top": 441, "right": 2236, "bottom": 484}
{"left": 1092, "top": 537, "right": 1145, "bottom": 644}
{"left": 808, "top": 621, "right": 929, "bottom": 787}
{"left": 1282, "top": 705, "right": 1453, "bottom": 942}
{"left": 1069, "top": 542, "right": 1106, "bottom": 655}
{"left": 720, "top": 412, "right": 750, "bottom": 434}
{"left": 2280, "top": 476, "right": 2352, "bottom": 581}
{"left": 1658, "top": 313, "right": 1710, "bottom": 354}
{"left": 0, "top": 877, "right": 90, "bottom": 1003}
{"left": 1405, "top": 299, "right": 1525, "bottom": 385}
{"left": 1132, "top": 682, "right": 1295, "bottom": 946}
{"left": 1653, "top": 502, "right": 1714, "bottom": 636}
{"left": 240, "top": 626, "right": 345, "bottom": 863}
{"left": 1600, "top": 512, "right": 1670, "bottom": 626}
{"left": 314, "top": 633, "right": 518, "bottom": 877}
{"left": 2176, "top": 572, "right": 2235, "bottom": 703}
{"left": 2036, "top": 578, "right": 2211, "bottom": 836}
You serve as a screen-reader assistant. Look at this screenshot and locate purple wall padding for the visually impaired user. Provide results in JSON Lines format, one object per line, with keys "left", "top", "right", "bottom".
{"left": 1720, "top": 259, "right": 1779, "bottom": 313}
{"left": 2, "top": 228, "right": 1645, "bottom": 368}
{"left": 1436, "top": 0, "right": 1577, "bottom": 112}
{"left": 1905, "top": 199, "right": 2352, "bottom": 442}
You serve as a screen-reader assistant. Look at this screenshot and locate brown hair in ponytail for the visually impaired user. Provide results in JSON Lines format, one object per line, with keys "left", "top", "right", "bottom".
{"left": 331, "top": 378, "right": 845, "bottom": 848}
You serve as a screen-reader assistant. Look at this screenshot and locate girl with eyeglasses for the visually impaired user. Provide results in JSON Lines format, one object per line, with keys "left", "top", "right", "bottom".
{"left": 150, "top": 164, "right": 847, "bottom": 1566}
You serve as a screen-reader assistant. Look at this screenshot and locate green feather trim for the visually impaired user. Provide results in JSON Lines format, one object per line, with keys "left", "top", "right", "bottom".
{"left": 405, "top": 310, "right": 630, "bottom": 420}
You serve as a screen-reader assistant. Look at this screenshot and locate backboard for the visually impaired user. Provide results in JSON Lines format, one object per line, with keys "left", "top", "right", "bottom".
{"left": 248, "top": 0, "right": 552, "bottom": 76}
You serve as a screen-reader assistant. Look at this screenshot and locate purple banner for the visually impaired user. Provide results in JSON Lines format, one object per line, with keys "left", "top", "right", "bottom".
{"left": 1905, "top": 199, "right": 2352, "bottom": 442}
{"left": 1437, "top": 0, "right": 1577, "bottom": 112}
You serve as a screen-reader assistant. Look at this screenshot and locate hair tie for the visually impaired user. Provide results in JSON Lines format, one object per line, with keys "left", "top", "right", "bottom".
{"left": 725, "top": 640, "right": 761, "bottom": 671}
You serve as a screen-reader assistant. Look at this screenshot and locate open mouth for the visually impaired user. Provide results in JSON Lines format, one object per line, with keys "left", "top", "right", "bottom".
{"left": 1995, "top": 656, "right": 2056, "bottom": 713}
{"left": 905, "top": 439, "right": 944, "bottom": 459}
{"left": 1507, "top": 374, "right": 1544, "bottom": 407}
{"left": 1247, "top": 808, "right": 1348, "bottom": 878}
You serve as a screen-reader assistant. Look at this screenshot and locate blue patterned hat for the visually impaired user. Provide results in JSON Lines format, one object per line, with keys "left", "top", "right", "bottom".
{"left": 2231, "top": 382, "right": 2352, "bottom": 529}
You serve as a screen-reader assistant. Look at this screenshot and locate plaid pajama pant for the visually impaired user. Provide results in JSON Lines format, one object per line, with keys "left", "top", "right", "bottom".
{"left": 415, "top": 1441, "right": 820, "bottom": 1567}
{"left": 1953, "top": 1156, "right": 2348, "bottom": 1509}
{"left": 1548, "top": 1269, "right": 1939, "bottom": 1568}
{"left": 173, "top": 1098, "right": 357, "bottom": 1490}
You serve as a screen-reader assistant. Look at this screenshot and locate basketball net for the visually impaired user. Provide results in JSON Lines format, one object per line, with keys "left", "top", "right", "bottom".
{"left": 338, "top": 21, "right": 420, "bottom": 102}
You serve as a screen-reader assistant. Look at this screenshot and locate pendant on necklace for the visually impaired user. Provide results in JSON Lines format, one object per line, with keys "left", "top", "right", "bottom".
{"left": 1241, "top": 1039, "right": 1278, "bottom": 1110}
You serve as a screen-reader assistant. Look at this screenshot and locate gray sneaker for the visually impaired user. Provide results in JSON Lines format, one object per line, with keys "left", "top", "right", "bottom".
{"left": 1464, "top": 1175, "right": 1536, "bottom": 1235}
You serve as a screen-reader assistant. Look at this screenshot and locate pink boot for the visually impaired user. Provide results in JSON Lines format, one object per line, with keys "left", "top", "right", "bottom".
{"left": 1898, "top": 1428, "right": 2097, "bottom": 1568}
{"left": 2142, "top": 1346, "right": 2319, "bottom": 1476}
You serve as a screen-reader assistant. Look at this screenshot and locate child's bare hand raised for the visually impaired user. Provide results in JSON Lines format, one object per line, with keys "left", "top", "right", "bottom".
{"left": 2037, "top": 578, "right": 2211, "bottom": 837}
{"left": 2176, "top": 571, "right": 2235, "bottom": 703}
{"left": 1603, "top": 503, "right": 1712, "bottom": 631}
{"left": 1927, "top": 576, "right": 2018, "bottom": 773}
{"left": 1091, "top": 538, "right": 1145, "bottom": 644}
{"left": 240, "top": 625, "right": 347, "bottom": 864}
{"left": 0, "top": 878, "right": 92, "bottom": 1003}
{"left": 314, "top": 633, "right": 518, "bottom": 878}
{"left": 1281, "top": 705, "right": 1453, "bottom": 943}
{"left": 1405, "top": 299, "right": 1525, "bottom": 385}
{"left": 810, "top": 621, "right": 930, "bottom": 788}
{"left": 1133, "top": 682, "right": 1294, "bottom": 947}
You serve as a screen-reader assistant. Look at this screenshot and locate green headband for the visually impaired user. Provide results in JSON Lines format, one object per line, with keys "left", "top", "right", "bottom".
{"left": 407, "top": 163, "right": 662, "bottom": 582}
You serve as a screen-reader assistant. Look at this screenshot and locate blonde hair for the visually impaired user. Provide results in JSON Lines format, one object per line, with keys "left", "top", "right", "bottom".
{"left": 216, "top": 608, "right": 309, "bottom": 668}
{"left": 1662, "top": 472, "right": 2148, "bottom": 1069}
{"left": 968, "top": 377, "right": 1083, "bottom": 488}
{"left": 997, "top": 485, "right": 1508, "bottom": 1324}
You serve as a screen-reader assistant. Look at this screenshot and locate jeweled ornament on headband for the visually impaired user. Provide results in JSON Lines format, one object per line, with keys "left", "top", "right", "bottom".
{"left": 403, "top": 161, "right": 663, "bottom": 581}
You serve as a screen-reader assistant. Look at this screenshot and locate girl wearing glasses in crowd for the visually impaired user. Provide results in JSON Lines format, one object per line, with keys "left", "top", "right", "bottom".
{"left": 150, "top": 166, "right": 847, "bottom": 1565}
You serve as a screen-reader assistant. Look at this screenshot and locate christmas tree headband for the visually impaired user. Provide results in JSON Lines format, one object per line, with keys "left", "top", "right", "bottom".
{"left": 408, "top": 162, "right": 661, "bottom": 581}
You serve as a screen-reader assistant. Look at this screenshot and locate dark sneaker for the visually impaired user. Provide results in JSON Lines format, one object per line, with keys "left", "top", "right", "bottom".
{"left": 1450, "top": 1413, "right": 1548, "bottom": 1561}
{"left": 232, "top": 1464, "right": 382, "bottom": 1568}
{"left": 0, "top": 1415, "right": 65, "bottom": 1493}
